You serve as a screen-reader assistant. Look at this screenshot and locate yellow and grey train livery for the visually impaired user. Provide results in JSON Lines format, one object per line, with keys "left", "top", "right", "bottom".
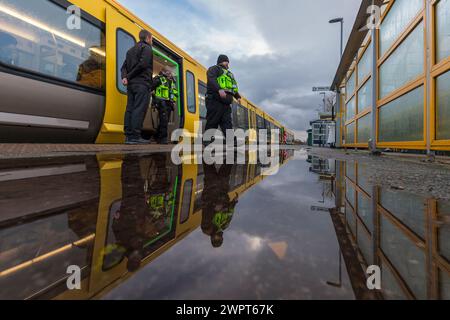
{"left": 0, "top": 0, "right": 293, "bottom": 144}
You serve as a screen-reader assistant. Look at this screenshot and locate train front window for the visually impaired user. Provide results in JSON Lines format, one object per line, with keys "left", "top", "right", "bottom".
{"left": 186, "top": 71, "right": 196, "bottom": 114}
{"left": 117, "top": 29, "right": 135, "bottom": 94}
{"left": 0, "top": 0, "right": 105, "bottom": 90}
{"left": 198, "top": 81, "right": 207, "bottom": 119}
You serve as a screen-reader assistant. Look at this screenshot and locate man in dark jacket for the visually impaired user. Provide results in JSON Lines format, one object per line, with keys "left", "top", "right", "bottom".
{"left": 206, "top": 55, "right": 241, "bottom": 139}
{"left": 121, "top": 30, "right": 154, "bottom": 145}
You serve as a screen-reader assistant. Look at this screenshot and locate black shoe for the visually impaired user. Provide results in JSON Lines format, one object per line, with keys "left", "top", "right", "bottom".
{"left": 125, "top": 139, "right": 138, "bottom": 145}
{"left": 159, "top": 139, "right": 169, "bottom": 145}
{"left": 149, "top": 137, "right": 158, "bottom": 144}
{"left": 136, "top": 138, "right": 150, "bottom": 144}
{"left": 127, "top": 138, "right": 149, "bottom": 145}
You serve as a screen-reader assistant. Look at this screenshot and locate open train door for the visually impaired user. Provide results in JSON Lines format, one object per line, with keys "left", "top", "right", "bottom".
{"left": 141, "top": 46, "right": 183, "bottom": 140}
{"left": 96, "top": 6, "right": 142, "bottom": 143}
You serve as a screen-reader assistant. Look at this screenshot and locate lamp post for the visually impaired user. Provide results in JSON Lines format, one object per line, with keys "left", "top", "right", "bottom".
{"left": 329, "top": 17, "right": 344, "bottom": 58}
{"left": 329, "top": 17, "right": 344, "bottom": 147}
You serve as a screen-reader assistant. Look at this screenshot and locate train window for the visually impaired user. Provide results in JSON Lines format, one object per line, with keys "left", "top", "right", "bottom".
{"left": 186, "top": 71, "right": 196, "bottom": 114}
{"left": 0, "top": 0, "right": 105, "bottom": 90}
{"left": 193, "top": 169, "right": 204, "bottom": 213}
{"left": 180, "top": 179, "right": 193, "bottom": 224}
{"left": 257, "top": 115, "right": 265, "bottom": 129}
{"left": 117, "top": 29, "right": 136, "bottom": 94}
{"left": 230, "top": 165, "right": 247, "bottom": 189}
{"left": 275, "top": 126, "right": 281, "bottom": 141}
{"left": 237, "top": 105, "right": 249, "bottom": 130}
{"left": 198, "top": 81, "right": 207, "bottom": 119}
{"left": 251, "top": 111, "right": 256, "bottom": 129}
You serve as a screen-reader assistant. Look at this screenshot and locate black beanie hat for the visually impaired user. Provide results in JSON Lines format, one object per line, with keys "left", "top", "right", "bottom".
{"left": 217, "top": 54, "right": 229, "bottom": 65}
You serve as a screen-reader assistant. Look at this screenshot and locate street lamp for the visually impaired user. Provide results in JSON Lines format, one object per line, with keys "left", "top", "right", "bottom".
{"left": 329, "top": 17, "right": 344, "bottom": 141}
{"left": 329, "top": 17, "right": 344, "bottom": 58}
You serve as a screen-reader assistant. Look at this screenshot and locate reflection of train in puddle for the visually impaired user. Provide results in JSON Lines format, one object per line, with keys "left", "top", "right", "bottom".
{"left": 0, "top": 150, "right": 293, "bottom": 300}
{"left": 332, "top": 160, "right": 450, "bottom": 300}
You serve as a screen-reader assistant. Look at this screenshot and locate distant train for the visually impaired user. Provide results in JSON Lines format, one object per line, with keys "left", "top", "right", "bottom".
{"left": 0, "top": 0, "right": 293, "bottom": 144}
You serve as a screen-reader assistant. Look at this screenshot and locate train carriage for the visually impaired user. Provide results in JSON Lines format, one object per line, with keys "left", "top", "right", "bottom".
{"left": 0, "top": 0, "right": 291, "bottom": 144}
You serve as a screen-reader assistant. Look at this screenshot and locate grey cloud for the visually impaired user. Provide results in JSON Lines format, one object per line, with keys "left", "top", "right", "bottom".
{"left": 119, "top": 0, "right": 362, "bottom": 137}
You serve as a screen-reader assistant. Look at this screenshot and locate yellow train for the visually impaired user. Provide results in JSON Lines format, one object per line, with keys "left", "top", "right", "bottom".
{"left": 0, "top": 0, "right": 291, "bottom": 144}
{"left": 0, "top": 150, "right": 293, "bottom": 299}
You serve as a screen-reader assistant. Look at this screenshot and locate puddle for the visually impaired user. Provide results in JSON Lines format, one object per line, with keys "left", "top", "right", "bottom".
{"left": 0, "top": 150, "right": 448, "bottom": 300}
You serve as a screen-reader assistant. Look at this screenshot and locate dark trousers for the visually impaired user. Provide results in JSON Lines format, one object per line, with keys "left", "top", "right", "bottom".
{"left": 201, "top": 163, "right": 233, "bottom": 234}
{"left": 113, "top": 155, "right": 147, "bottom": 252}
{"left": 155, "top": 100, "right": 172, "bottom": 142}
{"left": 205, "top": 98, "right": 233, "bottom": 136}
{"left": 124, "top": 84, "right": 150, "bottom": 140}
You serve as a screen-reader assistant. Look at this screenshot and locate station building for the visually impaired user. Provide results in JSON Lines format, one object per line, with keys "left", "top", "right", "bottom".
{"left": 332, "top": 0, "right": 450, "bottom": 153}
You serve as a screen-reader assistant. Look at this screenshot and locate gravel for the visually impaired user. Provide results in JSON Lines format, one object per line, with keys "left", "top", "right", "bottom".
{"left": 307, "top": 147, "right": 450, "bottom": 200}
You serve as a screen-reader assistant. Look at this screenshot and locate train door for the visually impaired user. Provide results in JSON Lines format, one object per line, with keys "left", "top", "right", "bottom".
{"left": 142, "top": 46, "right": 183, "bottom": 140}
{"left": 84, "top": 154, "right": 183, "bottom": 298}
{"left": 84, "top": 156, "right": 124, "bottom": 296}
{"left": 96, "top": 6, "right": 142, "bottom": 143}
{"left": 184, "top": 60, "right": 201, "bottom": 141}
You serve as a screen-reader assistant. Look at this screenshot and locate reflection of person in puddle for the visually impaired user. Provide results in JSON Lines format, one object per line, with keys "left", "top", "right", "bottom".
{"left": 201, "top": 163, "right": 238, "bottom": 248}
{"left": 112, "top": 154, "right": 173, "bottom": 272}
{"left": 143, "top": 153, "right": 174, "bottom": 224}
{"left": 112, "top": 155, "right": 146, "bottom": 272}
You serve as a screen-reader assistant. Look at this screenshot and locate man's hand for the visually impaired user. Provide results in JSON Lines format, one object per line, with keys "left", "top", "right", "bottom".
{"left": 122, "top": 78, "right": 128, "bottom": 86}
{"left": 237, "top": 98, "right": 242, "bottom": 105}
{"left": 219, "top": 89, "right": 227, "bottom": 99}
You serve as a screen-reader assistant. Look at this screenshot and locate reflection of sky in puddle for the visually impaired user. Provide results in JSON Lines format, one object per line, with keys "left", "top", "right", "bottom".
{"left": 105, "top": 155, "right": 354, "bottom": 300}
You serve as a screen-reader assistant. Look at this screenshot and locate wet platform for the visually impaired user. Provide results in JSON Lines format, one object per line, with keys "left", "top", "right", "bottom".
{"left": 0, "top": 144, "right": 174, "bottom": 159}
{"left": 0, "top": 149, "right": 448, "bottom": 300}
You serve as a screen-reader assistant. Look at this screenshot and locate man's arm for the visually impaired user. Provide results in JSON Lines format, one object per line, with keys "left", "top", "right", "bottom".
{"left": 120, "top": 59, "right": 128, "bottom": 86}
{"left": 207, "top": 66, "right": 221, "bottom": 93}
{"left": 127, "top": 45, "right": 153, "bottom": 80}
{"left": 120, "top": 59, "right": 128, "bottom": 80}
{"left": 151, "top": 76, "right": 161, "bottom": 91}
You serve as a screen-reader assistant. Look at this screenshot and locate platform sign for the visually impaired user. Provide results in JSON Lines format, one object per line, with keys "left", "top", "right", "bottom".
{"left": 312, "top": 87, "right": 331, "bottom": 92}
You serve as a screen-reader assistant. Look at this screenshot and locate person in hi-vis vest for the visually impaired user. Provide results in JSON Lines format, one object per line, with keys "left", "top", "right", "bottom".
{"left": 151, "top": 66, "right": 178, "bottom": 144}
{"left": 205, "top": 55, "right": 241, "bottom": 139}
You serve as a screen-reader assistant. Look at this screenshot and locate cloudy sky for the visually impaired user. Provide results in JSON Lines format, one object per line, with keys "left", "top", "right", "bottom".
{"left": 117, "top": 0, "right": 362, "bottom": 139}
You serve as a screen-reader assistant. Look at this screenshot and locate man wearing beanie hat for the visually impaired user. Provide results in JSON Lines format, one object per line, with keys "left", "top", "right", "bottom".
{"left": 205, "top": 54, "right": 241, "bottom": 138}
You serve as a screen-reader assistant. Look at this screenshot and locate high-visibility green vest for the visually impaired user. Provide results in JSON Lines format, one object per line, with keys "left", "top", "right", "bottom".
{"left": 170, "top": 80, "right": 178, "bottom": 103}
{"left": 155, "top": 77, "right": 170, "bottom": 100}
{"left": 155, "top": 76, "right": 178, "bottom": 102}
{"left": 148, "top": 194, "right": 165, "bottom": 210}
{"left": 213, "top": 208, "right": 235, "bottom": 232}
{"left": 147, "top": 192, "right": 174, "bottom": 211}
{"left": 217, "top": 67, "right": 239, "bottom": 94}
